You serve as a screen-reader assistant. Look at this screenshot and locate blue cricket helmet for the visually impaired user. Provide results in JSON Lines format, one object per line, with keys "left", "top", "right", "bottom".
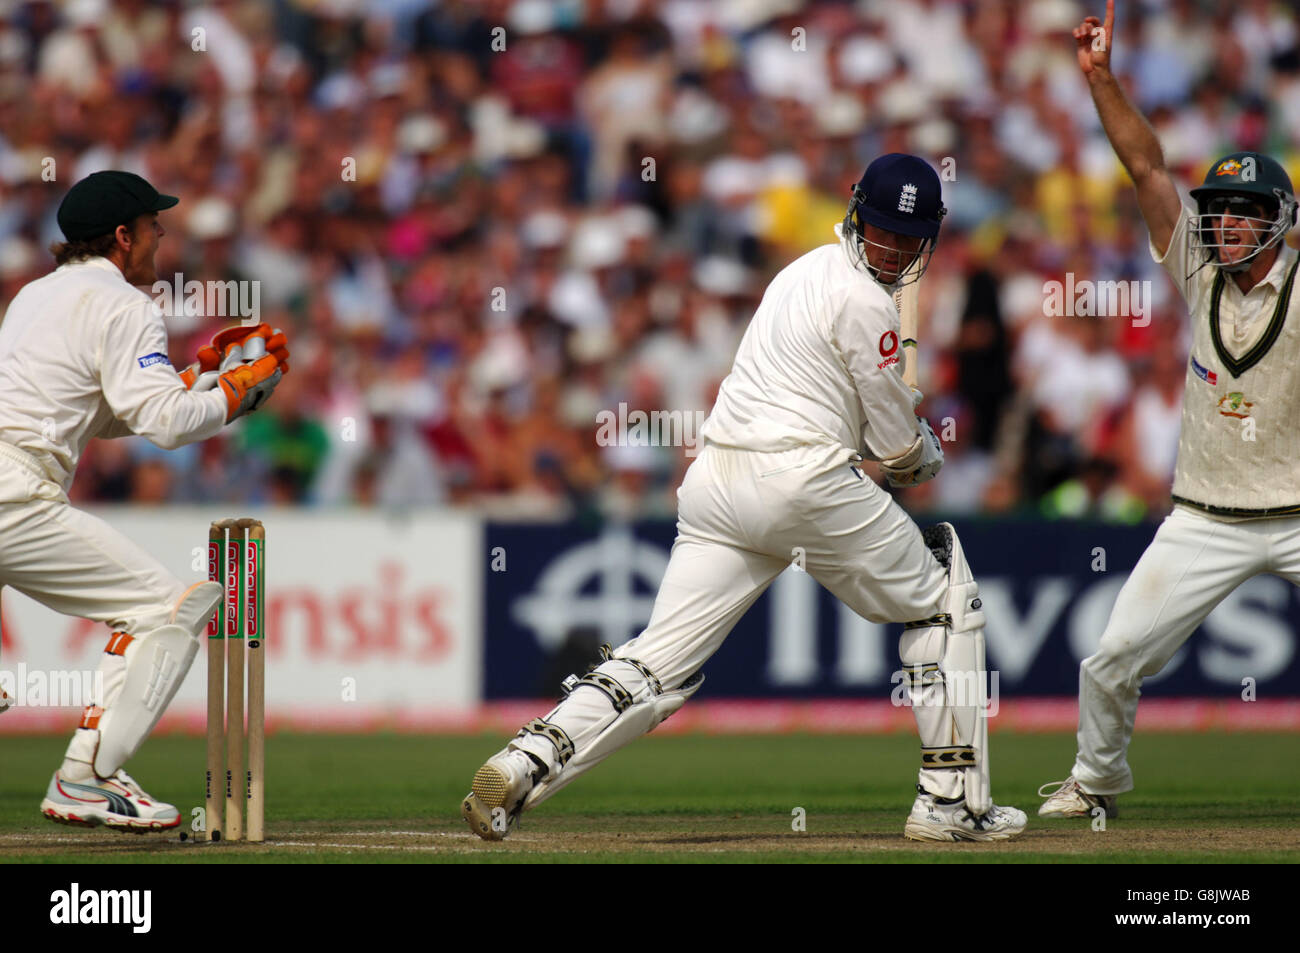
{"left": 842, "top": 153, "right": 947, "bottom": 285}
{"left": 847, "top": 153, "right": 946, "bottom": 240}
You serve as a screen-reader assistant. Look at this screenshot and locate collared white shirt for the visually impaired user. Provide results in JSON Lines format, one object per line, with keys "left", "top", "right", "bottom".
{"left": 0, "top": 257, "right": 226, "bottom": 490}
{"left": 1153, "top": 200, "right": 1299, "bottom": 356}
{"left": 700, "top": 224, "right": 921, "bottom": 463}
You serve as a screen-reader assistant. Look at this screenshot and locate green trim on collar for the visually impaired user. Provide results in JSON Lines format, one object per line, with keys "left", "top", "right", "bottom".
{"left": 1208, "top": 251, "right": 1300, "bottom": 379}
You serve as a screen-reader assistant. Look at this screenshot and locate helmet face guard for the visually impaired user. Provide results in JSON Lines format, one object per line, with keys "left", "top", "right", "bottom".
{"left": 1189, "top": 190, "right": 1295, "bottom": 275}
{"left": 842, "top": 184, "right": 940, "bottom": 288}
{"left": 1187, "top": 152, "right": 1297, "bottom": 278}
{"left": 842, "top": 153, "right": 946, "bottom": 288}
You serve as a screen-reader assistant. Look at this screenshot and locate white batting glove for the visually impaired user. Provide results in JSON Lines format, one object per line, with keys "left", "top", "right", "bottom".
{"left": 883, "top": 418, "right": 944, "bottom": 488}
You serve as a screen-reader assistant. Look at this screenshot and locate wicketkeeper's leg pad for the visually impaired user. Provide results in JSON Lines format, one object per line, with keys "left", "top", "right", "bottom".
{"left": 898, "top": 523, "right": 992, "bottom": 813}
{"left": 63, "top": 582, "right": 221, "bottom": 779}
{"left": 512, "top": 647, "right": 704, "bottom": 811}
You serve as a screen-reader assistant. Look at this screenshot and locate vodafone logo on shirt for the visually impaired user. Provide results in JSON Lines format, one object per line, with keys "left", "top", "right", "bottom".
{"left": 877, "top": 331, "right": 899, "bottom": 369}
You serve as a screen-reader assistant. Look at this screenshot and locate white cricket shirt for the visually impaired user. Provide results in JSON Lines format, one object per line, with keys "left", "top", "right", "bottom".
{"left": 0, "top": 257, "right": 226, "bottom": 490}
{"left": 700, "top": 224, "right": 923, "bottom": 465}
{"left": 1153, "top": 202, "right": 1300, "bottom": 516}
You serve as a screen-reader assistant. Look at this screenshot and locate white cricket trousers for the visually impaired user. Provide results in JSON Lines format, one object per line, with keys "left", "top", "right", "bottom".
{"left": 1073, "top": 505, "right": 1300, "bottom": 794}
{"left": 0, "top": 444, "right": 189, "bottom": 765}
{"left": 530, "top": 441, "right": 952, "bottom": 791}
{"left": 614, "top": 442, "right": 948, "bottom": 684}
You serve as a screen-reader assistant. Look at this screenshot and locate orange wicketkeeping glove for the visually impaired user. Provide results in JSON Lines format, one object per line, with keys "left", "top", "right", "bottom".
{"left": 247, "top": 327, "right": 290, "bottom": 374}
{"left": 182, "top": 325, "right": 290, "bottom": 390}
{"left": 208, "top": 324, "right": 291, "bottom": 373}
{"left": 218, "top": 354, "right": 284, "bottom": 422}
{"left": 178, "top": 346, "right": 221, "bottom": 390}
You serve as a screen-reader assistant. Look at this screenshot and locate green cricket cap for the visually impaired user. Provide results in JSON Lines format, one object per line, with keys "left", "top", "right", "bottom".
{"left": 56, "top": 170, "right": 179, "bottom": 241}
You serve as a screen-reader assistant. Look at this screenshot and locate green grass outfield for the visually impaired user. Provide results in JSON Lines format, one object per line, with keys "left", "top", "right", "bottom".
{"left": 1, "top": 733, "right": 1296, "bottom": 863}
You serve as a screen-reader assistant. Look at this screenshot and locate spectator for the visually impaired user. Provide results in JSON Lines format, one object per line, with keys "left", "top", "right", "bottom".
{"left": 2, "top": 0, "right": 1295, "bottom": 521}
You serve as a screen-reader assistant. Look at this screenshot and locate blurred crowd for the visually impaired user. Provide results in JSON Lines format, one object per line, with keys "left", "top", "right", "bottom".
{"left": 1, "top": 0, "right": 1297, "bottom": 521}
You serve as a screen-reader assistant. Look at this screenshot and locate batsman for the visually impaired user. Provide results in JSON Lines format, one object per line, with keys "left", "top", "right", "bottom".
{"left": 1041, "top": 2, "right": 1300, "bottom": 818}
{"left": 0, "top": 171, "right": 290, "bottom": 831}
{"left": 464, "top": 154, "right": 1027, "bottom": 842}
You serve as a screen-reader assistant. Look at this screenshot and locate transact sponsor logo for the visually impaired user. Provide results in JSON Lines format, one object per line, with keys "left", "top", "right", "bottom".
{"left": 136, "top": 352, "right": 170, "bottom": 368}
{"left": 1190, "top": 355, "right": 1218, "bottom": 385}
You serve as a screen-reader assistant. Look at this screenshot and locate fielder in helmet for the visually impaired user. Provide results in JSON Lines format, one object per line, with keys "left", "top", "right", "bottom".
{"left": 1188, "top": 151, "right": 1298, "bottom": 278}
{"left": 1042, "top": 0, "right": 1300, "bottom": 822}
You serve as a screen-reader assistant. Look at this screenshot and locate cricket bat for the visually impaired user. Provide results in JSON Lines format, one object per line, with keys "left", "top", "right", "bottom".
{"left": 893, "top": 280, "right": 920, "bottom": 390}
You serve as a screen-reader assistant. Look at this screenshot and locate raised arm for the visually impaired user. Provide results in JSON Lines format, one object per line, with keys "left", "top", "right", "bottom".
{"left": 1075, "top": 0, "right": 1182, "bottom": 255}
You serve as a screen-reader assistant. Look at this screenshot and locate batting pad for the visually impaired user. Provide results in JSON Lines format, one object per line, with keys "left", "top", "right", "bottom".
{"left": 899, "top": 523, "right": 992, "bottom": 814}
{"left": 519, "top": 660, "right": 704, "bottom": 811}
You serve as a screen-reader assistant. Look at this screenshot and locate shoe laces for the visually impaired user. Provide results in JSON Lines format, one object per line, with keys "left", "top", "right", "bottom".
{"left": 108, "top": 769, "right": 146, "bottom": 798}
{"left": 1037, "top": 777, "right": 1078, "bottom": 799}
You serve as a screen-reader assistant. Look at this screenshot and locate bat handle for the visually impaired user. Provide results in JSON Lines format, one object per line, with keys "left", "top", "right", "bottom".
{"left": 901, "top": 340, "right": 919, "bottom": 390}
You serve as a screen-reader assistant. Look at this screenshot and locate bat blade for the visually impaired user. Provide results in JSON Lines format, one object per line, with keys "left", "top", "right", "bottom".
{"left": 893, "top": 280, "right": 920, "bottom": 389}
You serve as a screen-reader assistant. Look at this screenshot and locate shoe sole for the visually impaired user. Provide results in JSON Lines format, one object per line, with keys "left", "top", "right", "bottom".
{"left": 1038, "top": 800, "right": 1118, "bottom": 820}
{"left": 103, "top": 815, "right": 181, "bottom": 833}
{"left": 41, "top": 807, "right": 97, "bottom": 829}
{"left": 903, "top": 818, "right": 1024, "bottom": 843}
{"left": 41, "top": 801, "right": 180, "bottom": 834}
{"left": 462, "top": 764, "right": 513, "bottom": 842}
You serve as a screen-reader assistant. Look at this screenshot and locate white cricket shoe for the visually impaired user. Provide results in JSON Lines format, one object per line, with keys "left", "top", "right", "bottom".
{"left": 903, "top": 786, "right": 1027, "bottom": 842}
{"left": 461, "top": 749, "right": 541, "bottom": 841}
{"left": 41, "top": 769, "right": 181, "bottom": 832}
{"left": 1037, "top": 776, "right": 1118, "bottom": 819}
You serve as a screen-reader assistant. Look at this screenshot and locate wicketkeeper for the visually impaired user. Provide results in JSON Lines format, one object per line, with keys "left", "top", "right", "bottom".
{"left": 0, "top": 171, "right": 289, "bottom": 831}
